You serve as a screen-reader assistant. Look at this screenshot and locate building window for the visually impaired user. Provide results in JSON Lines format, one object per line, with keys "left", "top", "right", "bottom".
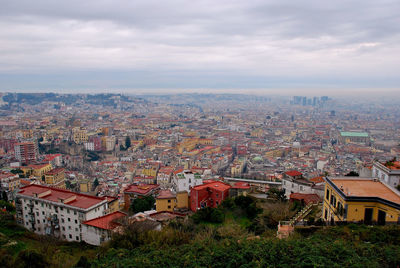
{"left": 168, "top": 200, "right": 171, "bottom": 203}
{"left": 67, "top": 209, "right": 70, "bottom": 214}
{"left": 324, "top": 209, "right": 327, "bottom": 220}
{"left": 68, "top": 218, "right": 71, "bottom": 222}
{"left": 36, "top": 212, "right": 39, "bottom": 216}
{"left": 69, "top": 234, "right": 72, "bottom": 239}
{"left": 76, "top": 236, "right": 79, "bottom": 241}
{"left": 37, "top": 220, "right": 40, "bottom": 224}
{"left": 168, "top": 206, "right": 171, "bottom": 209}
{"left": 326, "top": 189, "right": 330, "bottom": 200}
{"left": 69, "top": 226, "right": 71, "bottom": 230}
{"left": 62, "top": 227, "right": 65, "bottom": 231}
{"left": 75, "top": 220, "right": 78, "bottom": 224}
{"left": 61, "top": 218, "right": 64, "bottom": 223}
{"left": 42, "top": 211, "right": 45, "bottom": 215}
{"left": 330, "top": 195, "right": 336, "bottom": 207}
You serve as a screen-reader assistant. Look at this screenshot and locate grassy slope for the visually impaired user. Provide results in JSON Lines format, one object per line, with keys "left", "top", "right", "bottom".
{"left": 1, "top": 209, "right": 400, "bottom": 268}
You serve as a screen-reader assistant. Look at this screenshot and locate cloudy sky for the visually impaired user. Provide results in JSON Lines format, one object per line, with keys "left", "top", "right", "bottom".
{"left": 0, "top": 0, "right": 399, "bottom": 94}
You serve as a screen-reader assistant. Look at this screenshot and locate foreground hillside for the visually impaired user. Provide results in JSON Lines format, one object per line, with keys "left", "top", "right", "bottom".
{"left": 1, "top": 211, "right": 399, "bottom": 268}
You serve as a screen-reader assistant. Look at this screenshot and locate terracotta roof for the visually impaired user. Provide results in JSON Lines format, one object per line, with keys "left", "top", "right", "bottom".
{"left": 18, "top": 184, "right": 106, "bottom": 209}
{"left": 330, "top": 178, "right": 400, "bottom": 204}
{"left": 28, "top": 163, "right": 51, "bottom": 169}
{"left": 83, "top": 211, "right": 127, "bottom": 230}
{"left": 149, "top": 211, "right": 185, "bottom": 221}
{"left": 192, "top": 181, "right": 231, "bottom": 191}
{"left": 289, "top": 193, "right": 321, "bottom": 204}
{"left": 232, "top": 182, "right": 251, "bottom": 189}
{"left": 124, "top": 184, "right": 159, "bottom": 195}
{"left": 285, "top": 170, "right": 302, "bottom": 177}
{"left": 45, "top": 168, "right": 65, "bottom": 175}
{"left": 157, "top": 190, "right": 175, "bottom": 199}
{"left": 309, "top": 176, "right": 324, "bottom": 183}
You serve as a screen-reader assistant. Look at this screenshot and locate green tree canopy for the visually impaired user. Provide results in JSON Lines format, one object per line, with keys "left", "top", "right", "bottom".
{"left": 130, "top": 196, "right": 155, "bottom": 214}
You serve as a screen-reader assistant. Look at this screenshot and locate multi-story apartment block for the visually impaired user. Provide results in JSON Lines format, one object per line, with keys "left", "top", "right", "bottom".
{"left": 0, "top": 171, "right": 20, "bottom": 200}
{"left": 16, "top": 185, "right": 108, "bottom": 242}
{"left": 172, "top": 170, "right": 203, "bottom": 193}
{"left": 72, "top": 128, "right": 88, "bottom": 144}
{"left": 372, "top": 160, "right": 400, "bottom": 189}
{"left": 44, "top": 168, "right": 66, "bottom": 189}
{"left": 102, "top": 136, "right": 116, "bottom": 151}
{"left": 14, "top": 141, "right": 38, "bottom": 163}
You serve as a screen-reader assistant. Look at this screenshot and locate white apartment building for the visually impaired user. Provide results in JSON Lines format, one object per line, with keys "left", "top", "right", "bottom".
{"left": 281, "top": 176, "right": 324, "bottom": 198}
{"left": 84, "top": 142, "right": 95, "bottom": 151}
{"left": 81, "top": 211, "right": 127, "bottom": 246}
{"left": 372, "top": 161, "right": 400, "bottom": 188}
{"left": 172, "top": 170, "right": 203, "bottom": 193}
{"left": 16, "top": 185, "right": 108, "bottom": 242}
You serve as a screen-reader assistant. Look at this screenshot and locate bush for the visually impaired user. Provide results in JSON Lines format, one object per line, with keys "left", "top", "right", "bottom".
{"left": 191, "top": 207, "right": 225, "bottom": 224}
{"left": 0, "top": 201, "right": 15, "bottom": 212}
{"left": 14, "top": 250, "right": 48, "bottom": 268}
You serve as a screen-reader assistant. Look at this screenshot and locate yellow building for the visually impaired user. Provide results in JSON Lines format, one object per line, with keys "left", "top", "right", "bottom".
{"left": 156, "top": 190, "right": 177, "bottom": 212}
{"left": 44, "top": 168, "right": 66, "bottom": 189}
{"left": 323, "top": 177, "right": 400, "bottom": 225}
{"left": 177, "top": 138, "right": 198, "bottom": 153}
{"left": 80, "top": 180, "right": 92, "bottom": 193}
{"left": 28, "top": 163, "right": 53, "bottom": 178}
{"left": 176, "top": 191, "right": 189, "bottom": 209}
{"left": 72, "top": 127, "right": 88, "bottom": 144}
{"left": 142, "top": 166, "right": 158, "bottom": 178}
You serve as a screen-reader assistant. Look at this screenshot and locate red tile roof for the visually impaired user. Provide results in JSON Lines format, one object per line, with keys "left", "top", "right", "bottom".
{"left": 192, "top": 181, "right": 231, "bottom": 192}
{"left": 18, "top": 185, "right": 106, "bottom": 209}
{"left": 289, "top": 193, "right": 321, "bottom": 204}
{"left": 124, "top": 184, "right": 159, "bottom": 195}
{"left": 83, "top": 211, "right": 127, "bottom": 230}
{"left": 157, "top": 190, "right": 175, "bottom": 199}
{"left": 285, "top": 170, "right": 302, "bottom": 177}
{"left": 232, "top": 182, "right": 251, "bottom": 189}
{"left": 45, "top": 168, "right": 65, "bottom": 175}
{"left": 309, "top": 176, "right": 324, "bottom": 183}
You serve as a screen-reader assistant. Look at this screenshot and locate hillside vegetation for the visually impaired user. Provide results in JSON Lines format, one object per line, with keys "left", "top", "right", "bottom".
{"left": 1, "top": 197, "right": 399, "bottom": 267}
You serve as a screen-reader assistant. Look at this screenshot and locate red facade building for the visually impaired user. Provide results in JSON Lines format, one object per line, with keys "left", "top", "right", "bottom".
{"left": 190, "top": 181, "right": 231, "bottom": 211}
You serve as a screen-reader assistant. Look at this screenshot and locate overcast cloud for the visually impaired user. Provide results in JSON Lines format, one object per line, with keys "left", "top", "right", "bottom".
{"left": 0, "top": 0, "right": 399, "bottom": 93}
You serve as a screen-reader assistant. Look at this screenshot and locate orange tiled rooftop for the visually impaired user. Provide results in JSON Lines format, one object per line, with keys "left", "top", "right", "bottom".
{"left": 331, "top": 178, "right": 400, "bottom": 204}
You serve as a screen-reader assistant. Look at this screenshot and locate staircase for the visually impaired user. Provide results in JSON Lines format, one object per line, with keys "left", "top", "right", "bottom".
{"left": 289, "top": 202, "right": 318, "bottom": 225}
{"left": 277, "top": 202, "right": 319, "bottom": 239}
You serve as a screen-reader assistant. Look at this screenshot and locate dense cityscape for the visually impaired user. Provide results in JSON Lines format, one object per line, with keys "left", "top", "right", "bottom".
{"left": 0, "top": 92, "right": 399, "bottom": 266}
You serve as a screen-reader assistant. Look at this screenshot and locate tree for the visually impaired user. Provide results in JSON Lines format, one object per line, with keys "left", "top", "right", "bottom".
{"left": 10, "top": 169, "right": 23, "bottom": 174}
{"left": 125, "top": 136, "right": 131, "bottom": 149}
{"left": 14, "top": 250, "right": 48, "bottom": 268}
{"left": 345, "top": 171, "right": 359, "bottom": 176}
{"left": 75, "top": 256, "right": 91, "bottom": 268}
{"left": 1, "top": 192, "right": 8, "bottom": 202}
{"left": 267, "top": 188, "right": 287, "bottom": 202}
{"left": 130, "top": 196, "right": 155, "bottom": 213}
